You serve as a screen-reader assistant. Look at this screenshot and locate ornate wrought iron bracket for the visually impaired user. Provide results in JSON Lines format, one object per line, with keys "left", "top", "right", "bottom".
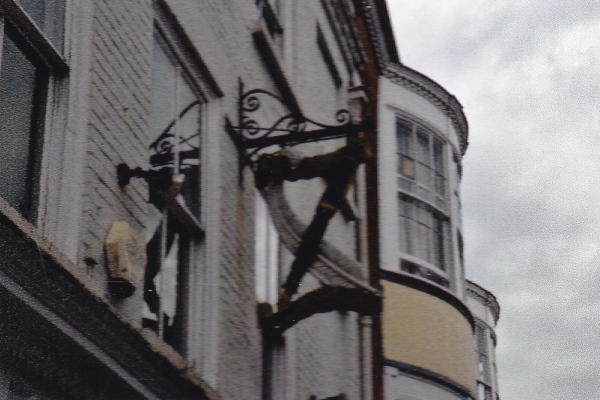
{"left": 118, "top": 100, "right": 202, "bottom": 191}
{"left": 226, "top": 82, "right": 372, "bottom": 166}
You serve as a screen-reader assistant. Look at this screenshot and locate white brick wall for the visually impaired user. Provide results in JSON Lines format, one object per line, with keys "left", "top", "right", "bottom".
{"left": 50, "top": 0, "right": 371, "bottom": 398}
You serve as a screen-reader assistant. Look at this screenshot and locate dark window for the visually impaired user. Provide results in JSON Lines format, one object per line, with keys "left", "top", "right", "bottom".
{"left": 143, "top": 213, "right": 191, "bottom": 354}
{"left": 0, "top": 27, "right": 48, "bottom": 219}
{"left": 0, "top": 2, "right": 66, "bottom": 221}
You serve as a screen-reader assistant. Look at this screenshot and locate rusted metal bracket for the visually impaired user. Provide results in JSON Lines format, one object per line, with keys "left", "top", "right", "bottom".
{"left": 258, "top": 286, "right": 381, "bottom": 336}
{"left": 253, "top": 138, "right": 369, "bottom": 311}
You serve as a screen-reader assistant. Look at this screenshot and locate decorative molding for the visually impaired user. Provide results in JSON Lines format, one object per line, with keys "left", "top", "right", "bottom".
{"left": 357, "top": 0, "right": 469, "bottom": 154}
{"left": 467, "top": 280, "right": 501, "bottom": 324}
{"left": 321, "top": 0, "right": 365, "bottom": 74}
{"left": 358, "top": 0, "right": 390, "bottom": 69}
{"left": 383, "top": 62, "right": 469, "bottom": 155}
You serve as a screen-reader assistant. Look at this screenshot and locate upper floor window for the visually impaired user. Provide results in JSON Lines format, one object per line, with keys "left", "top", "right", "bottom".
{"left": 475, "top": 321, "right": 497, "bottom": 400}
{"left": 142, "top": 27, "right": 205, "bottom": 355}
{"left": 0, "top": 1, "right": 66, "bottom": 220}
{"left": 396, "top": 116, "right": 450, "bottom": 285}
{"left": 475, "top": 322, "right": 492, "bottom": 384}
{"left": 396, "top": 117, "right": 446, "bottom": 210}
{"left": 398, "top": 194, "right": 448, "bottom": 271}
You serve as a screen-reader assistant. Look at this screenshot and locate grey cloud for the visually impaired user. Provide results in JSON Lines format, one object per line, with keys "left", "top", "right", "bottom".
{"left": 390, "top": 2, "right": 600, "bottom": 399}
{"left": 439, "top": 1, "right": 600, "bottom": 67}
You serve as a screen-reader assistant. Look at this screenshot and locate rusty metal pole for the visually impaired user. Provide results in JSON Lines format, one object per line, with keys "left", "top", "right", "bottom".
{"left": 353, "top": 1, "right": 385, "bottom": 399}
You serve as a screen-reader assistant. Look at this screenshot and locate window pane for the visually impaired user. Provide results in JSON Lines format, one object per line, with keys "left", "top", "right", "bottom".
{"left": 143, "top": 214, "right": 191, "bottom": 354}
{"left": 416, "top": 162, "right": 431, "bottom": 190}
{"left": 399, "top": 156, "right": 415, "bottom": 178}
{"left": 152, "top": 36, "right": 202, "bottom": 217}
{"left": 476, "top": 324, "right": 488, "bottom": 351}
{"left": 152, "top": 38, "right": 177, "bottom": 140}
{"left": 435, "top": 173, "right": 445, "bottom": 196}
{"left": 19, "top": 0, "right": 65, "bottom": 53}
{"left": 398, "top": 195, "right": 414, "bottom": 255}
{"left": 478, "top": 383, "right": 486, "bottom": 400}
{"left": 434, "top": 217, "right": 445, "bottom": 270}
{"left": 416, "top": 128, "right": 430, "bottom": 164}
{"left": 433, "top": 137, "right": 444, "bottom": 173}
{"left": 397, "top": 176, "right": 413, "bottom": 192}
{"left": 0, "top": 29, "right": 46, "bottom": 218}
{"left": 396, "top": 118, "right": 412, "bottom": 155}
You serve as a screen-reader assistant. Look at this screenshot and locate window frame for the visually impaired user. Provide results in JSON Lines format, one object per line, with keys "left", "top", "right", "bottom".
{"left": 0, "top": 0, "right": 67, "bottom": 73}
{"left": 141, "top": 17, "right": 211, "bottom": 356}
{"left": 395, "top": 115, "right": 452, "bottom": 286}
{"left": 396, "top": 115, "right": 447, "bottom": 210}
{"left": 0, "top": 0, "right": 68, "bottom": 223}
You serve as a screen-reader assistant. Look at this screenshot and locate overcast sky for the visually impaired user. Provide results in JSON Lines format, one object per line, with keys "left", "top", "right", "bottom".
{"left": 388, "top": 1, "right": 600, "bottom": 399}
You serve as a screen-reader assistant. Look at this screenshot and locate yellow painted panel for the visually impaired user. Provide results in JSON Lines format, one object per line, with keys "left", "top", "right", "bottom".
{"left": 382, "top": 281, "right": 476, "bottom": 392}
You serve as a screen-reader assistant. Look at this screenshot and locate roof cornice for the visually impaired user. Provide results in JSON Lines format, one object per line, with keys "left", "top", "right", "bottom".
{"left": 383, "top": 62, "right": 469, "bottom": 154}
{"left": 356, "top": 0, "right": 395, "bottom": 69}
{"left": 357, "top": 0, "right": 469, "bottom": 155}
{"left": 466, "top": 280, "right": 501, "bottom": 324}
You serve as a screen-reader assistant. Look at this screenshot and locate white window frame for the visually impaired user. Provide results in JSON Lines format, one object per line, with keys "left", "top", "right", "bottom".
{"left": 395, "top": 115, "right": 453, "bottom": 287}
{"left": 396, "top": 115, "right": 447, "bottom": 210}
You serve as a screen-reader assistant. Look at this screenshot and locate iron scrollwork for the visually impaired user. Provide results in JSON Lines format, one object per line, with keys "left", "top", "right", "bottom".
{"left": 239, "top": 88, "right": 351, "bottom": 141}
{"left": 118, "top": 100, "right": 202, "bottom": 189}
{"left": 149, "top": 100, "right": 202, "bottom": 168}
{"left": 228, "top": 84, "right": 367, "bottom": 162}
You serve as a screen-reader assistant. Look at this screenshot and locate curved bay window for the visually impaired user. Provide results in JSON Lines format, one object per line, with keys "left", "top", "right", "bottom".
{"left": 396, "top": 116, "right": 450, "bottom": 286}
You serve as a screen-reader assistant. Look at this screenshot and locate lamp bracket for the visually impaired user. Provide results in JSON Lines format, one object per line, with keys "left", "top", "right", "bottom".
{"left": 227, "top": 83, "right": 370, "bottom": 165}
